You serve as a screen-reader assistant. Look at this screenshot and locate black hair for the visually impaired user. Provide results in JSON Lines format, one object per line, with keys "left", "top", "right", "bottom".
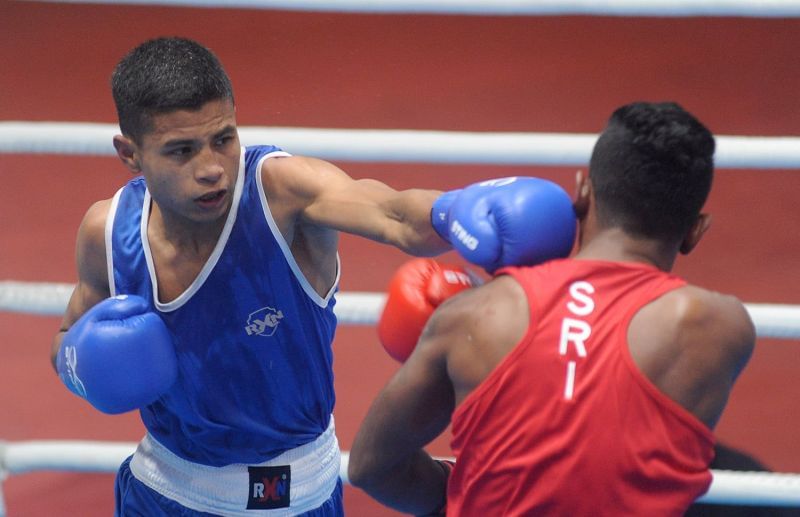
{"left": 111, "top": 37, "right": 234, "bottom": 143}
{"left": 588, "top": 102, "right": 715, "bottom": 241}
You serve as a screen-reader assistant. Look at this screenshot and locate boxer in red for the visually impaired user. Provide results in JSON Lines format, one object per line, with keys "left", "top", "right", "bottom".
{"left": 349, "top": 102, "right": 755, "bottom": 516}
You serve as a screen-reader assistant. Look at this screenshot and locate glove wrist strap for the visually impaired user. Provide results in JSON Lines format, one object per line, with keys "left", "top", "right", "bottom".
{"left": 430, "top": 190, "right": 460, "bottom": 243}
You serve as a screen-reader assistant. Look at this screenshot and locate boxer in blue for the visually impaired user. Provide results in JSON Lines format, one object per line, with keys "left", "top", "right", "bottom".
{"left": 49, "top": 37, "right": 576, "bottom": 516}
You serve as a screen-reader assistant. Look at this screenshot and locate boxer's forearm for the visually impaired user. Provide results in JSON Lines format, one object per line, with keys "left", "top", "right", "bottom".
{"left": 350, "top": 449, "right": 448, "bottom": 515}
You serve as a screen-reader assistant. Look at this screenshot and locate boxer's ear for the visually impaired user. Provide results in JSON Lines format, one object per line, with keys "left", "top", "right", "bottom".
{"left": 680, "top": 213, "right": 712, "bottom": 255}
{"left": 573, "top": 170, "right": 591, "bottom": 220}
{"left": 113, "top": 135, "right": 141, "bottom": 174}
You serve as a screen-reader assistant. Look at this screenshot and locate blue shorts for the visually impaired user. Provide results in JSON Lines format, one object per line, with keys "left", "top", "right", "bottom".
{"left": 114, "top": 456, "right": 344, "bottom": 516}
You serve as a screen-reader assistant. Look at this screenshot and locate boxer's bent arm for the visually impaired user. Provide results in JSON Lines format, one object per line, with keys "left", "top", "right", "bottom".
{"left": 50, "top": 200, "right": 112, "bottom": 369}
{"left": 262, "top": 156, "right": 449, "bottom": 257}
{"left": 350, "top": 281, "right": 527, "bottom": 513}
{"left": 349, "top": 303, "right": 462, "bottom": 514}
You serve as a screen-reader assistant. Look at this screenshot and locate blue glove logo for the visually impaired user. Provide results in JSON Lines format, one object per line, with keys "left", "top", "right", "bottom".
{"left": 61, "top": 345, "right": 87, "bottom": 398}
{"left": 450, "top": 219, "right": 479, "bottom": 251}
{"left": 477, "top": 177, "right": 518, "bottom": 188}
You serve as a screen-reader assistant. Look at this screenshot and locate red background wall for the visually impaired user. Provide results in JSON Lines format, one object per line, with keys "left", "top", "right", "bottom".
{"left": 1, "top": 2, "right": 798, "bottom": 515}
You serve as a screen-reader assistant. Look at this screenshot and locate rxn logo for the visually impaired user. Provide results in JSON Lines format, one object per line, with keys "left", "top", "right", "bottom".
{"left": 245, "top": 306, "right": 284, "bottom": 337}
{"left": 247, "top": 465, "right": 291, "bottom": 509}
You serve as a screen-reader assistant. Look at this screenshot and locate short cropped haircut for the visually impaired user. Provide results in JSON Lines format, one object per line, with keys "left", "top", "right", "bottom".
{"left": 111, "top": 37, "right": 234, "bottom": 143}
{"left": 589, "top": 102, "right": 715, "bottom": 241}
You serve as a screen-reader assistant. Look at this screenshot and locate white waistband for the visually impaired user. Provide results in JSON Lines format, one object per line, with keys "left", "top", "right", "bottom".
{"left": 129, "top": 418, "right": 340, "bottom": 516}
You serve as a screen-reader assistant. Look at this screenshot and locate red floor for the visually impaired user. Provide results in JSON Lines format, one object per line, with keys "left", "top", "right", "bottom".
{"left": 1, "top": 2, "right": 799, "bottom": 515}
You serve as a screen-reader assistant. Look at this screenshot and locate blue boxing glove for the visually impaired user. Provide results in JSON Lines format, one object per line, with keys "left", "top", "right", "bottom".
{"left": 431, "top": 188, "right": 461, "bottom": 241}
{"left": 432, "top": 177, "right": 576, "bottom": 273}
{"left": 56, "top": 294, "right": 178, "bottom": 414}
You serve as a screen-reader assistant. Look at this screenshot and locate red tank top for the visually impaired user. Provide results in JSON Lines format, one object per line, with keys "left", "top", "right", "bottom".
{"left": 448, "top": 259, "right": 714, "bottom": 516}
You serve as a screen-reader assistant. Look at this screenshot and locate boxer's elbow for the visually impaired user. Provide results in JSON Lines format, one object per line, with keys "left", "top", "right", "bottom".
{"left": 346, "top": 453, "right": 370, "bottom": 489}
{"left": 347, "top": 447, "right": 383, "bottom": 491}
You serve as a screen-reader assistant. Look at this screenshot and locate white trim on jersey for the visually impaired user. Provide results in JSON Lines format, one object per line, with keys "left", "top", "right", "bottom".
{"left": 105, "top": 187, "right": 124, "bottom": 297}
{"left": 255, "top": 151, "right": 340, "bottom": 309}
{"left": 141, "top": 148, "right": 247, "bottom": 313}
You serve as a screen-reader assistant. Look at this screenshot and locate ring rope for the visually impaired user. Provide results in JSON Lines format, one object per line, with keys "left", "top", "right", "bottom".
{"left": 0, "top": 281, "right": 798, "bottom": 339}
{"left": 19, "top": 0, "right": 800, "bottom": 18}
{"left": 2, "top": 122, "right": 800, "bottom": 168}
{"left": 0, "top": 441, "right": 798, "bottom": 507}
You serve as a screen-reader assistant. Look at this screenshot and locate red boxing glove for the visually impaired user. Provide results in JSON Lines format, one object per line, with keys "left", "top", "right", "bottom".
{"left": 378, "top": 258, "right": 478, "bottom": 362}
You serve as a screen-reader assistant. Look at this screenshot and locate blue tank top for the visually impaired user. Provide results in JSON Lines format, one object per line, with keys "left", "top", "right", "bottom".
{"left": 107, "top": 145, "right": 339, "bottom": 467}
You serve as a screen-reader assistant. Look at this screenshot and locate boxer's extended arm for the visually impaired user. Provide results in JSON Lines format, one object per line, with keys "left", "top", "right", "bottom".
{"left": 263, "top": 159, "right": 578, "bottom": 271}
{"left": 261, "top": 155, "right": 448, "bottom": 256}
{"left": 51, "top": 200, "right": 111, "bottom": 369}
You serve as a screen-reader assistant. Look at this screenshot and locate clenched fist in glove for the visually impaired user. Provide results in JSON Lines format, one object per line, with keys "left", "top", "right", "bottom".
{"left": 378, "top": 258, "right": 479, "bottom": 362}
{"left": 56, "top": 294, "right": 178, "bottom": 414}
{"left": 431, "top": 176, "right": 576, "bottom": 273}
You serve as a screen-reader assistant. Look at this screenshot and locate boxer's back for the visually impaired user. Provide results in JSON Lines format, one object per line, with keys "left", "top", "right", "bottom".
{"left": 447, "top": 258, "right": 717, "bottom": 516}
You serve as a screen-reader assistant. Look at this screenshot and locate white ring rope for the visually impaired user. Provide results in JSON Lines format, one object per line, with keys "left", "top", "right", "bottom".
{"left": 3, "top": 122, "right": 800, "bottom": 169}
{"left": 0, "top": 281, "right": 386, "bottom": 325}
{"left": 1, "top": 280, "right": 798, "bottom": 339}
{"left": 0, "top": 441, "right": 799, "bottom": 507}
{"left": 19, "top": 0, "right": 800, "bottom": 17}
